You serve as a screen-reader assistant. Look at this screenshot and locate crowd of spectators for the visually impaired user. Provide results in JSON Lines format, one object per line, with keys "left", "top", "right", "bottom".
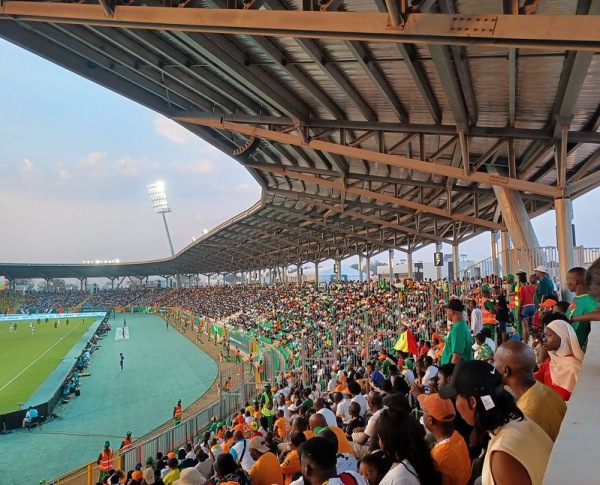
{"left": 20, "top": 290, "right": 87, "bottom": 310}
{"left": 85, "top": 287, "right": 151, "bottom": 307}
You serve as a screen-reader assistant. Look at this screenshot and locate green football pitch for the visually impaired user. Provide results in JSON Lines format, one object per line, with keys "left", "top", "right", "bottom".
{"left": 0, "top": 317, "right": 97, "bottom": 414}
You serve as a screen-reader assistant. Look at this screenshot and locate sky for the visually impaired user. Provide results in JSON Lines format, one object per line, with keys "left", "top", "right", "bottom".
{"left": 1, "top": 38, "right": 599, "bottom": 273}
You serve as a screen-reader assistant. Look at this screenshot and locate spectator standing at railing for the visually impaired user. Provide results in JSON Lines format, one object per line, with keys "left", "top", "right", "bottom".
{"left": 173, "top": 400, "right": 182, "bottom": 426}
{"left": 97, "top": 441, "right": 114, "bottom": 481}
{"left": 440, "top": 300, "right": 472, "bottom": 366}
{"left": 565, "top": 267, "right": 600, "bottom": 350}
{"left": 479, "top": 285, "right": 498, "bottom": 344}
{"left": 533, "top": 265, "right": 557, "bottom": 306}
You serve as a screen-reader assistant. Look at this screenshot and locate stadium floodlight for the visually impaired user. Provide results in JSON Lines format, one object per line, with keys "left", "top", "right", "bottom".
{"left": 147, "top": 180, "right": 175, "bottom": 257}
{"left": 203, "top": 228, "right": 208, "bottom": 235}
{"left": 147, "top": 180, "right": 171, "bottom": 214}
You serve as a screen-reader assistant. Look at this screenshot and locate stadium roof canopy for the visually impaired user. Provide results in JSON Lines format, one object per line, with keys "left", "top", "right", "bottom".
{"left": 2, "top": 0, "right": 600, "bottom": 279}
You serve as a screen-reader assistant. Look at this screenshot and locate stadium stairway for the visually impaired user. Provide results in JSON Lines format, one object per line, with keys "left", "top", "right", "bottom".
{"left": 72, "top": 293, "right": 94, "bottom": 312}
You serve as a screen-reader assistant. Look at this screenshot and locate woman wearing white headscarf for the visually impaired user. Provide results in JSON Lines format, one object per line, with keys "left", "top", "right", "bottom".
{"left": 534, "top": 318, "right": 584, "bottom": 401}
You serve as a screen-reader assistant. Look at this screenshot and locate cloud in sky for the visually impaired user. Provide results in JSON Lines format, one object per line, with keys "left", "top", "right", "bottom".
{"left": 115, "top": 156, "right": 145, "bottom": 176}
{"left": 80, "top": 151, "right": 107, "bottom": 167}
{"left": 20, "top": 158, "right": 35, "bottom": 178}
{"left": 171, "top": 159, "right": 216, "bottom": 174}
{"left": 153, "top": 116, "right": 195, "bottom": 144}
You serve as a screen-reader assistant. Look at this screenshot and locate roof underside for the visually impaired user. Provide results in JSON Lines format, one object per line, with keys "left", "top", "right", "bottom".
{"left": 2, "top": 0, "right": 600, "bottom": 278}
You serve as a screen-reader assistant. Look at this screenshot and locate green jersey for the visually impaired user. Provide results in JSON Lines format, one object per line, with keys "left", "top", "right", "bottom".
{"left": 567, "top": 294, "right": 599, "bottom": 349}
{"left": 441, "top": 320, "right": 473, "bottom": 365}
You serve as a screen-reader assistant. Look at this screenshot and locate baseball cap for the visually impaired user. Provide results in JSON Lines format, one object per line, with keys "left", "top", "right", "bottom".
{"left": 146, "top": 456, "right": 154, "bottom": 464}
{"left": 516, "top": 269, "right": 525, "bottom": 274}
{"left": 439, "top": 360, "right": 503, "bottom": 401}
{"left": 445, "top": 299, "right": 464, "bottom": 312}
{"left": 168, "top": 452, "right": 177, "bottom": 459}
{"left": 534, "top": 265, "right": 548, "bottom": 273}
{"left": 289, "top": 404, "right": 298, "bottom": 412}
{"left": 104, "top": 441, "right": 110, "bottom": 447}
{"left": 174, "top": 467, "right": 205, "bottom": 485}
{"left": 250, "top": 421, "right": 258, "bottom": 431}
{"left": 417, "top": 394, "right": 455, "bottom": 422}
{"left": 540, "top": 299, "right": 558, "bottom": 308}
{"left": 126, "top": 431, "right": 132, "bottom": 436}
{"left": 132, "top": 471, "right": 143, "bottom": 480}
{"left": 248, "top": 436, "right": 270, "bottom": 453}
{"left": 480, "top": 284, "right": 491, "bottom": 291}
{"left": 504, "top": 274, "right": 515, "bottom": 280}
{"left": 314, "top": 426, "right": 331, "bottom": 435}
{"left": 143, "top": 468, "right": 156, "bottom": 484}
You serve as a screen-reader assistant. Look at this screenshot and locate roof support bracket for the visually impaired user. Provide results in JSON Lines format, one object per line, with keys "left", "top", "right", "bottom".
{"left": 98, "top": 0, "right": 114, "bottom": 17}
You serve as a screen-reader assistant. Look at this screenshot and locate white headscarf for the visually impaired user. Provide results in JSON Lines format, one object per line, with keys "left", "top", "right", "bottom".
{"left": 546, "top": 319, "right": 584, "bottom": 393}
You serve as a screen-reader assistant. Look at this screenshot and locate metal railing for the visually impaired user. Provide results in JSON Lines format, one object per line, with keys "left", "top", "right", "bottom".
{"left": 50, "top": 363, "right": 258, "bottom": 485}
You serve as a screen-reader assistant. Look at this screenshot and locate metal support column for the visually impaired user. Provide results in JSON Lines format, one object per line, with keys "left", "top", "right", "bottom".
{"left": 452, "top": 244, "right": 460, "bottom": 279}
{"left": 435, "top": 242, "right": 443, "bottom": 280}
{"left": 407, "top": 251, "right": 414, "bottom": 278}
{"left": 388, "top": 249, "right": 394, "bottom": 287}
{"left": 314, "top": 261, "right": 319, "bottom": 284}
{"left": 365, "top": 255, "right": 371, "bottom": 282}
{"left": 297, "top": 264, "right": 302, "bottom": 284}
{"left": 501, "top": 230, "right": 511, "bottom": 275}
{"left": 336, "top": 259, "right": 342, "bottom": 282}
{"left": 491, "top": 230, "right": 500, "bottom": 276}
{"left": 555, "top": 197, "right": 576, "bottom": 300}
{"left": 358, "top": 255, "right": 364, "bottom": 282}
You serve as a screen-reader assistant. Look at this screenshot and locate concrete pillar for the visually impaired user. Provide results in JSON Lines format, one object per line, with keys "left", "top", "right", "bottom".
{"left": 297, "top": 264, "right": 302, "bottom": 284}
{"left": 407, "top": 251, "right": 414, "bottom": 278}
{"left": 366, "top": 255, "right": 371, "bottom": 282}
{"left": 556, "top": 197, "right": 575, "bottom": 300}
{"left": 452, "top": 244, "right": 460, "bottom": 279}
{"left": 501, "top": 230, "right": 511, "bottom": 275}
{"left": 388, "top": 249, "right": 394, "bottom": 287}
{"left": 491, "top": 230, "right": 500, "bottom": 276}
{"left": 335, "top": 259, "right": 342, "bottom": 281}
{"left": 358, "top": 255, "right": 364, "bottom": 282}
{"left": 268, "top": 268, "right": 272, "bottom": 284}
{"left": 314, "top": 261, "right": 319, "bottom": 284}
{"left": 435, "top": 242, "right": 443, "bottom": 280}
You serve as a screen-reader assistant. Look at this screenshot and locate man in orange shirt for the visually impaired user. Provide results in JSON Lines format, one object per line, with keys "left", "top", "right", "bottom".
{"left": 273, "top": 410, "right": 291, "bottom": 440}
{"left": 280, "top": 431, "right": 306, "bottom": 485}
{"left": 248, "top": 436, "right": 283, "bottom": 485}
{"left": 234, "top": 409, "right": 246, "bottom": 427}
{"left": 221, "top": 430, "right": 234, "bottom": 453}
{"left": 418, "top": 393, "right": 470, "bottom": 485}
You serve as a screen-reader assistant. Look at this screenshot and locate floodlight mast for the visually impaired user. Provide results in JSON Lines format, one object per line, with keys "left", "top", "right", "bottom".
{"left": 147, "top": 181, "right": 175, "bottom": 257}
{"left": 147, "top": 181, "right": 180, "bottom": 288}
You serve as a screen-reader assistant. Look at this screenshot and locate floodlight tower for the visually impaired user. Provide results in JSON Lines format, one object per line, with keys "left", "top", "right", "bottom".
{"left": 147, "top": 181, "right": 175, "bottom": 257}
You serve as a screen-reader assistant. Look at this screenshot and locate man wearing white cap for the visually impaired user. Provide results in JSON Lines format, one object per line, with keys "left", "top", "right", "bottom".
{"left": 534, "top": 265, "right": 557, "bottom": 306}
